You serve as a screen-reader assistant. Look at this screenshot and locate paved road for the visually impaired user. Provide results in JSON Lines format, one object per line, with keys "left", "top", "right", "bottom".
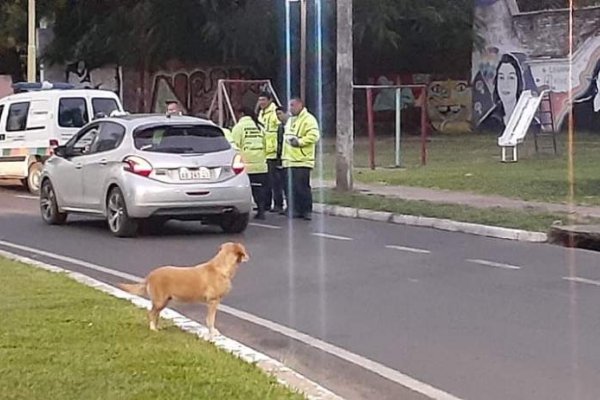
{"left": 2, "top": 184, "right": 600, "bottom": 400}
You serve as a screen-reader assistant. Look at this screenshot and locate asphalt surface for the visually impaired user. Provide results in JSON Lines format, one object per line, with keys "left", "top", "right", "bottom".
{"left": 2, "top": 183, "right": 600, "bottom": 400}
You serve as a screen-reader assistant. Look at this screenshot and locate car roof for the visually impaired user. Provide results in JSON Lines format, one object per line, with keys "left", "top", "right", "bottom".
{"left": 101, "top": 114, "right": 218, "bottom": 129}
{"left": 0, "top": 89, "right": 120, "bottom": 103}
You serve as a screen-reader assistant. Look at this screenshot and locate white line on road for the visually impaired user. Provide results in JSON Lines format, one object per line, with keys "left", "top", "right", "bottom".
{"left": 466, "top": 259, "right": 521, "bottom": 270}
{"left": 0, "top": 239, "right": 461, "bottom": 400}
{"left": 249, "top": 222, "right": 282, "bottom": 230}
{"left": 311, "top": 232, "right": 353, "bottom": 241}
{"left": 15, "top": 195, "right": 38, "bottom": 200}
{"left": 563, "top": 276, "right": 600, "bottom": 287}
{"left": 0, "top": 240, "right": 141, "bottom": 282}
{"left": 386, "top": 245, "right": 431, "bottom": 254}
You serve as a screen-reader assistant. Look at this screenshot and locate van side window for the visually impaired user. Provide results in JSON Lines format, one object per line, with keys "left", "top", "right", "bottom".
{"left": 0, "top": 105, "right": 4, "bottom": 121}
{"left": 92, "top": 98, "right": 119, "bottom": 118}
{"left": 58, "top": 98, "right": 89, "bottom": 128}
{"left": 6, "top": 102, "right": 30, "bottom": 132}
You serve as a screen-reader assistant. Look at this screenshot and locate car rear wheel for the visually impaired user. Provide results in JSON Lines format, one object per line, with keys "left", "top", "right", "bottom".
{"left": 107, "top": 187, "right": 138, "bottom": 237}
{"left": 219, "top": 212, "right": 250, "bottom": 234}
{"left": 40, "top": 180, "right": 67, "bottom": 225}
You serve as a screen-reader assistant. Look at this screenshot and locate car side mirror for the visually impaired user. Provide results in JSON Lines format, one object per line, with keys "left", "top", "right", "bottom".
{"left": 53, "top": 145, "right": 67, "bottom": 157}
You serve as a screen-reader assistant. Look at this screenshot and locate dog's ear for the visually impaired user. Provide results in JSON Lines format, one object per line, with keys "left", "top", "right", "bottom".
{"left": 236, "top": 243, "right": 249, "bottom": 263}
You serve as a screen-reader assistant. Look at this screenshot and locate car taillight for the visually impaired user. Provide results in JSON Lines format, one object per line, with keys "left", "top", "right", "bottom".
{"left": 232, "top": 154, "right": 245, "bottom": 175}
{"left": 48, "top": 139, "right": 59, "bottom": 155}
{"left": 123, "top": 156, "right": 153, "bottom": 177}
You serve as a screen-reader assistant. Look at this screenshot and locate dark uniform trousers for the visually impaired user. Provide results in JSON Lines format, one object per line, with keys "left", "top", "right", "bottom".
{"left": 283, "top": 167, "right": 312, "bottom": 217}
{"left": 249, "top": 173, "right": 269, "bottom": 215}
{"left": 266, "top": 160, "right": 285, "bottom": 210}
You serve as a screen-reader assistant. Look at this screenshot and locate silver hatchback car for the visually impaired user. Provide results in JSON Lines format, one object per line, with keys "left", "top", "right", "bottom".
{"left": 39, "top": 114, "right": 252, "bottom": 237}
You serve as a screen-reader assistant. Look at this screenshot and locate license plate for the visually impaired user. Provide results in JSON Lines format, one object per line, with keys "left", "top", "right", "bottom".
{"left": 179, "top": 167, "right": 211, "bottom": 180}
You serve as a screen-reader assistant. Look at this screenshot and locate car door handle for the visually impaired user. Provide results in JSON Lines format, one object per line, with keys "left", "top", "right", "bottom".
{"left": 74, "top": 163, "right": 83, "bottom": 169}
{"left": 99, "top": 158, "right": 108, "bottom": 165}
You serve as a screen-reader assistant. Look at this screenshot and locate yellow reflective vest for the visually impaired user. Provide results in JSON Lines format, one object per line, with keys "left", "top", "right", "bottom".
{"left": 258, "top": 102, "right": 280, "bottom": 160}
{"left": 282, "top": 108, "right": 320, "bottom": 169}
{"left": 222, "top": 127, "right": 238, "bottom": 150}
{"left": 231, "top": 116, "right": 267, "bottom": 174}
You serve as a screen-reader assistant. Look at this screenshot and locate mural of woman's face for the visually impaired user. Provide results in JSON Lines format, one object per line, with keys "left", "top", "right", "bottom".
{"left": 496, "top": 62, "right": 518, "bottom": 105}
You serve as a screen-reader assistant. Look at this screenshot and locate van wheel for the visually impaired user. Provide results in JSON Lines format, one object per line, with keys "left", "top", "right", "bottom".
{"left": 25, "top": 162, "right": 43, "bottom": 195}
{"left": 40, "top": 180, "right": 67, "bottom": 225}
{"left": 220, "top": 212, "right": 249, "bottom": 234}
{"left": 106, "top": 187, "right": 138, "bottom": 237}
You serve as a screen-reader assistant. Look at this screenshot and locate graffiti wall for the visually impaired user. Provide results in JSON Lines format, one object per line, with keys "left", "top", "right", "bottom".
{"left": 367, "top": 74, "right": 473, "bottom": 134}
{"left": 45, "top": 61, "right": 121, "bottom": 95}
{"left": 427, "top": 80, "right": 472, "bottom": 133}
{"left": 473, "top": 0, "right": 600, "bottom": 133}
{"left": 149, "top": 64, "right": 258, "bottom": 115}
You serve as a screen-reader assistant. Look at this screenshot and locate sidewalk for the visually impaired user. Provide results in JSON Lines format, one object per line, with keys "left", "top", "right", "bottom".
{"left": 315, "top": 180, "right": 600, "bottom": 219}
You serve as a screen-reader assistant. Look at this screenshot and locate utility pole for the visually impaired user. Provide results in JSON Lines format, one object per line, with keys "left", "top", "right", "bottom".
{"left": 300, "top": 0, "right": 307, "bottom": 102}
{"left": 27, "top": 0, "right": 37, "bottom": 82}
{"left": 336, "top": 0, "right": 353, "bottom": 191}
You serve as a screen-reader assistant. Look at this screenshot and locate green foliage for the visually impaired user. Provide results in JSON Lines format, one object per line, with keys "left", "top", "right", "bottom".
{"left": 0, "top": 0, "right": 477, "bottom": 77}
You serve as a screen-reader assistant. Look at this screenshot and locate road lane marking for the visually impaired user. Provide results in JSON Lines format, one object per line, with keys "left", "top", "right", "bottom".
{"left": 0, "top": 239, "right": 462, "bottom": 400}
{"left": 386, "top": 245, "right": 431, "bottom": 254}
{"left": 16, "top": 195, "right": 38, "bottom": 200}
{"left": 466, "top": 259, "right": 521, "bottom": 270}
{"left": 563, "top": 276, "right": 600, "bottom": 287}
{"left": 0, "top": 240, "right": 140, "bottom": 282}
{"left": 311, "top": 232, "right": 353, "bottom": 241}
{"left": 249, "top": 222, "right": 282, "bottom": 230}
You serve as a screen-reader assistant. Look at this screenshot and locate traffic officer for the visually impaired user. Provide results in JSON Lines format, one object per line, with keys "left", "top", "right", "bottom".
{"left": 231, "top": 107, "right": 268, "bottom": 220}
{"left": 281, "top": 97, "right": 320, "bottom": 221}
{"left": 257, "top": 91, "right": 283, "bottom": 212}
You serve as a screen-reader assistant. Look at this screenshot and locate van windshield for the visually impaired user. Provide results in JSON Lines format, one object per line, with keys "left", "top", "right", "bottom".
{"left": 133, "top": 125, "right": 231, "bottom": 154}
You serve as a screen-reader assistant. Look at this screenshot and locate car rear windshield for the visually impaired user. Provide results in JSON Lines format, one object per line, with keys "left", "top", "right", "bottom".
{"left": 134, "top": 125, "right": 231, "bottom": 154}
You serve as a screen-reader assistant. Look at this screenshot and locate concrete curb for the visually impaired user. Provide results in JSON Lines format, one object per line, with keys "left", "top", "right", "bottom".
{"left": 313, "top": 203, "right": 548, "bottom": 243}
{"left": 0, "top": 249, "right": 343, "bottom": 400}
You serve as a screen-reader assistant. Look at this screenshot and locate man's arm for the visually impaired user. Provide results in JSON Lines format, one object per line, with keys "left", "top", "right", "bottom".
{"left": 298, "top": 116, "right": 320, "bottom": 147}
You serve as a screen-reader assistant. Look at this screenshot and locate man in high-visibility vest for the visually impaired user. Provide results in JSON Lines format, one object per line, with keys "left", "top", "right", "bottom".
{"left": 257, "top": 91, "right": 283, "bottom": 212}
{"left": 282, "top": 97, "right": 320, "bottom": 221}
{"left": 231, "top": 107, "right": 268, "bottom": 220}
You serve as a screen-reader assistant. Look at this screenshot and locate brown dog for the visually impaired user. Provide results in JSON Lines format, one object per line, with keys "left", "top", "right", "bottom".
{"left": 118, "top": 242, "right": 249, "bottom": 336}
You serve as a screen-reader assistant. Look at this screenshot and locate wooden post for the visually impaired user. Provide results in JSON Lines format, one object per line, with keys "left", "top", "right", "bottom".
{"left": 366, "top": 88, "right": 376, "bottom": 170}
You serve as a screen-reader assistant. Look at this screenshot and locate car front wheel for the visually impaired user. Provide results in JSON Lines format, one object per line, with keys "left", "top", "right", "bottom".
{"left": 106, "top": 187, "right": 138, "bottom": 237}
{"left": 40, "top": 180, "right": 67, "bottom": 225}
{"left": 219, "top": 212, "right": 250, "bottom": 234}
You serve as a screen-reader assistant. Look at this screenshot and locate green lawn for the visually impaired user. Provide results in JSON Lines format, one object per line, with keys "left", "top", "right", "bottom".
{"left": 0, "top": 258, "right": 303, "bottom": 400}
{"left": 317, "top": 189, "right": 588, "bottom": 232}
{"left": 316, "top": 133, "right": 600, "bottom": 206}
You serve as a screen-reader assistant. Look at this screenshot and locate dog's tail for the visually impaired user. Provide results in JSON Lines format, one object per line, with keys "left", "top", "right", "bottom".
{"left": 118, "top": 282, "right": 147, "bottom": 297}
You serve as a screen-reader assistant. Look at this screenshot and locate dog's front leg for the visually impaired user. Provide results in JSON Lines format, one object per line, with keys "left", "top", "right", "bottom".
{"left": 206, "top": 300, "right": 220, "bottom": 338}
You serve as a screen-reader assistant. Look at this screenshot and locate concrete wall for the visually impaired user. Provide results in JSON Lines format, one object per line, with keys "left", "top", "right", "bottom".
{"left": 473, "top": 0, "right": 600, "bottom": 133}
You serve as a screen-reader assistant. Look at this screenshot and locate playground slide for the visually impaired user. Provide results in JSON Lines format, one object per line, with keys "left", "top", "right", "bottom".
{"left": 498, "top": 90, "right": 547, "bottom": 147}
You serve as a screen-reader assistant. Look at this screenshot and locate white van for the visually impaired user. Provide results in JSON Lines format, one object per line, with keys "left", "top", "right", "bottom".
{"left": 0, "top": 87, "right": 124, "bottom": 194}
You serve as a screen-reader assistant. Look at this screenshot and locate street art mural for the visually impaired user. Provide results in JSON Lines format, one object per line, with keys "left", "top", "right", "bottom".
{"left": 427, "top": 80, "right": 472, "bottom": 133}
{"left": 46, "top": 61, "right": 121, "bottom": 95}
{"left": 473, "top": 0, "right": 600, "bottom": 133}
{"left": 150, "top": 66, "right": 257, "bottom": 115}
